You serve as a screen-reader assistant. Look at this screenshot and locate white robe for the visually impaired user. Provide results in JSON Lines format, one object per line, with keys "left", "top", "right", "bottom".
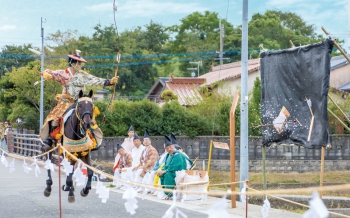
{"left": 131, "top": 145, "right": 145, "bottom": 168}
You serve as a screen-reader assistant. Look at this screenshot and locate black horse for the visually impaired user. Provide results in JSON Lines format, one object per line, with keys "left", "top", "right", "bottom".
{"left": 43, "top": 90, "right": 98, "bottom": 203}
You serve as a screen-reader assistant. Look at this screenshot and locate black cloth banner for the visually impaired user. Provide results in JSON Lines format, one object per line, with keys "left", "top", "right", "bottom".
{"left": 260, "top": 39, "right": 333, "bottom": 149}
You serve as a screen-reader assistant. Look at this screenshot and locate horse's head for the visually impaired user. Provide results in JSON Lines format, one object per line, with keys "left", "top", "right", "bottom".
{"left": 77, "top": 90, "right": 94, "bottom": 130}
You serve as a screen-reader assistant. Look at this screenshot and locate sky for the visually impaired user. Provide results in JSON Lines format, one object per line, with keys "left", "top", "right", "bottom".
{"left": 0, "top": 0, "right": 348, "bottom": 52}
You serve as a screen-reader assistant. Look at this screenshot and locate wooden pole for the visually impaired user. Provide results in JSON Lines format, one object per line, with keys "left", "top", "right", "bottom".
{"left": 327, "top": 108, "right": 350, "bottom": 132}
{"left": 322, "top": 27, "right": 350, "bottom": 63}
{"left": 230, "top": 92, "right": 240, "bottom": 208}
{"left": 320, "top": 146, "right": 325, "bottom": 199}
{"left": 328, "top": 94, "right": 350, "bottom": 124}
{"left": 207, "top": 140, "right": 213, "bottom": 191}
{"left": 57, "top": 143, "right": 62, "bottom": 218}
{"left": 207, "top": 140, "right": 213, "bottom": 176}
{"left": 262, "top": 146, "right": 267, "bottom": 200}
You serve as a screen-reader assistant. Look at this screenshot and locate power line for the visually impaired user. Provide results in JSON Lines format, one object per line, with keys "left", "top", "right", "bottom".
{"left": 226, "top": 0, "right": 230, "bottom": 21}
{"left": 0, "top": 49, "right": 260, "bottom": 60}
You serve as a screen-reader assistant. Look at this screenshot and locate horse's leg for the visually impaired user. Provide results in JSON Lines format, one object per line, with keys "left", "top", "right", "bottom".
{"left": 61, "top": 160, "right": 76, "bottom": 203}
{"left": 81, "top": 154, "right": 92, "bottom": 197}
{"left": 43, "top": 148, "right": 53, "bottom": 197}
{"left": 62, "top": 163, "right": 74, "bottom": 192}
{"left": 44, "top": 168, "right": 53, "bottom": 197}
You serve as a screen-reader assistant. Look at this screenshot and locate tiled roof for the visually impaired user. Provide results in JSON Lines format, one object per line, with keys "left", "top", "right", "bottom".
{"left": 330, "top": 55, "right": 348, "bottom": 70}
{"left": 166, "top": 77, "right": 205, "bottom": 106}
{"left": 145, "top": 77, "right": 169, "bottom": 98}
{"left": 199, "top": 59, "right": 260, "bottom": 86}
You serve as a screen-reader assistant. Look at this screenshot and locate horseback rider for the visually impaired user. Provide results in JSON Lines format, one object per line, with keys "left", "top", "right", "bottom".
{"left": 40, "top": 50, "right": 118, "bottom": 147}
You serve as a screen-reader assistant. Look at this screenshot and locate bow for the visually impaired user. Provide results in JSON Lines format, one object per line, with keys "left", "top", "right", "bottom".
{"left": 102, "top": 0, "right": 121, "bottom": 123}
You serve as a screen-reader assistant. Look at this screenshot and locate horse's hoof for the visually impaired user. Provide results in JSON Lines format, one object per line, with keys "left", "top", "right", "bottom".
{"left": 80, "top": 189, "right": 89, "bottom": 197}
{"left": 68, "top": 196, "right": 75, "bottom": 203}
{"left": 44, "top": 189, "right": 51, "bottom": 197}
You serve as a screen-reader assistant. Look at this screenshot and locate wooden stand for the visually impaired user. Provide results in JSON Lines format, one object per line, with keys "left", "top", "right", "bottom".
{"left": 230, "top": 92, "right": 240, "bottom": 208}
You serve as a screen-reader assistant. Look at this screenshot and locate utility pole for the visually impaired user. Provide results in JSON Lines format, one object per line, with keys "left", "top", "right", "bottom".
{"left": 240, "top": 0, "right": 249, "bottom": 192}
{"left": 215, "top": 19, "right": 228, "bottom": 64}
{"left": 40, "top": 17, "right": 45, "bottom": 131}
{"left": 219, "top": 19, "right": 224, "bottom": 65}
{"left": 188, "top": 60, "right": 202, "bottom": 77}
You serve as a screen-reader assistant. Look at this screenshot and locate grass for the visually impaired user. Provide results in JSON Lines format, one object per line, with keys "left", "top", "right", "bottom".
{"left": 209, "top": 170, "right": 350, "bottom": 184}
{"left": 208, "top": 171, "right": 350, "bottom": 197}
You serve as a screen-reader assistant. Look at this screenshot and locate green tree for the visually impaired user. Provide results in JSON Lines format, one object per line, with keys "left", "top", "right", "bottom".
{"left": 0, "top": 44, "right": 35, "bottom": 77}
{"left": 248, "top": 10, "right": 323, "bottom": 58}
{"left": 168, "top": 11, "right": 238, "bottom": 76}
{"left": 248, "top": 77, "right": 262, "bottom": 136}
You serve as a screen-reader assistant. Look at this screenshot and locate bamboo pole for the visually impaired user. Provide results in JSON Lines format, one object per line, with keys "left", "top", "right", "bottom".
{"left": 308, "top": 116, "right": 315, "bottom": 141}
{"left": 328, "top": 94, "right": 350, "bottom": 124}
{"left": 327, "top": 108, "right": 350, "bottom": 132}
{"left": 320, "top": 146, "right": 325, "bottom": 199}
{"left": 262, "top": 146, "right": 267, "bottom": 200}
{"left": 230, "top": 92, "right": 239, "bottom": 208}
{"left": 289, "top": 40, "right": 295, "bottom": 48}
{"left": 322, "top": 27, "right": 350, "bottom": 63}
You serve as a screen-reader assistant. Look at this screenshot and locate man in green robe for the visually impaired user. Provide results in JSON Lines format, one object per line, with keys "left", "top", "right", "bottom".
{"left": 156, "top": 135, "right": 193, "bottom": 199}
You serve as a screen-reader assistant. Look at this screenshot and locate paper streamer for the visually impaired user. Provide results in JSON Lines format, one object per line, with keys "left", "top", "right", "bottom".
{"left": 162, "top": 191, "right": 188, "bottom": 218}
{"left": 31, "top": 157, "right": 41, "bottom": 177}
{"left": 9, "top": 158, "right": 15, "bottom": 173}
{"left": 23, "top": 159, "right": 32, "bottom": 174}
{"left": 261, "top": 197, "right": 270, "bottom": 218}
{"left": 122, "top": 187, "right": 138, "bottom": 215}
{"left": 206, "top": 196, "right": 229, "bottom": 218}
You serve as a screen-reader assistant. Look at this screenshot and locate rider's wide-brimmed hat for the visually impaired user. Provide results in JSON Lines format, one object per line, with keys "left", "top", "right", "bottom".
{"left": 67, "top": 50, "right": 87, "bottom": 63}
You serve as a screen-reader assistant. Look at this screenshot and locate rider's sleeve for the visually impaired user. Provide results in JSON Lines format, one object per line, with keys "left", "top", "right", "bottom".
{"left": 78, "top": 71, "right": 111, "bottom": 87}
{"left": 46, "top": 69, "right": 70, "bottom": 86}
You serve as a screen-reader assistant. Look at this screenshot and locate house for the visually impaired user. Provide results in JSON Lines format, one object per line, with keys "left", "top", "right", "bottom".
{"left": 145, "top": 77, "right": 169, "bottom": 103}
{"left": 145, "top": 75, "right": 205, "bottom": 106}
{"left": 199, "top": 59, "right": 260, "bottom": 95}
{"left": 330, "top": 55, "right": 350, "bottom": 92}
{"left": 93, "top": 89, "right": 110, "bottom": 101}
{"left": 146, "top": 55, "right": 350, "bottom": 107}
{"left": 199, "top": 55, "right": 350, "bottom": 96}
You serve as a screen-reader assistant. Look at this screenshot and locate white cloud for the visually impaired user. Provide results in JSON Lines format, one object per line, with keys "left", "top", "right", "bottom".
{"left": 0, "top": 25, "right": 16, "bottom": 31}
{"left": 86, "top": 0, "right": 209, "bottom": 17}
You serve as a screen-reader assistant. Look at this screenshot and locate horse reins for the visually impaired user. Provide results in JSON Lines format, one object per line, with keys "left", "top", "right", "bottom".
{"left": 70, "top": 97, "right": 93, "bottom": 139}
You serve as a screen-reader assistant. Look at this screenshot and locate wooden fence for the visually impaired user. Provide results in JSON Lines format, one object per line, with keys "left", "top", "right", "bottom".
{"left": 12, "top": 133, "right": 43, "bottom": 158}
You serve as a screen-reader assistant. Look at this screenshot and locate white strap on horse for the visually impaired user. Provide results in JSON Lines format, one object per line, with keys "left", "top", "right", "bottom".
{"left": 77, "top": 97, "right": 93, "bottom": 103}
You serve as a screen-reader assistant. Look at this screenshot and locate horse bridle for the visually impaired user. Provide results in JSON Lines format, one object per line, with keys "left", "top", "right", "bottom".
{"left": 73, "top": 97, "right": 93, "bottom": 138}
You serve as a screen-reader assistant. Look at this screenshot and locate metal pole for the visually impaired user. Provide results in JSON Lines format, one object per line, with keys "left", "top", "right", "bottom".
{"left": 40, "top": 17, "right": 44, "bottom": 131}
{"left": 240, "top": 0, "right": 249, "bottom": 191}
{"left": 197, "top": 62, "right": 199, "bottom": 77}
